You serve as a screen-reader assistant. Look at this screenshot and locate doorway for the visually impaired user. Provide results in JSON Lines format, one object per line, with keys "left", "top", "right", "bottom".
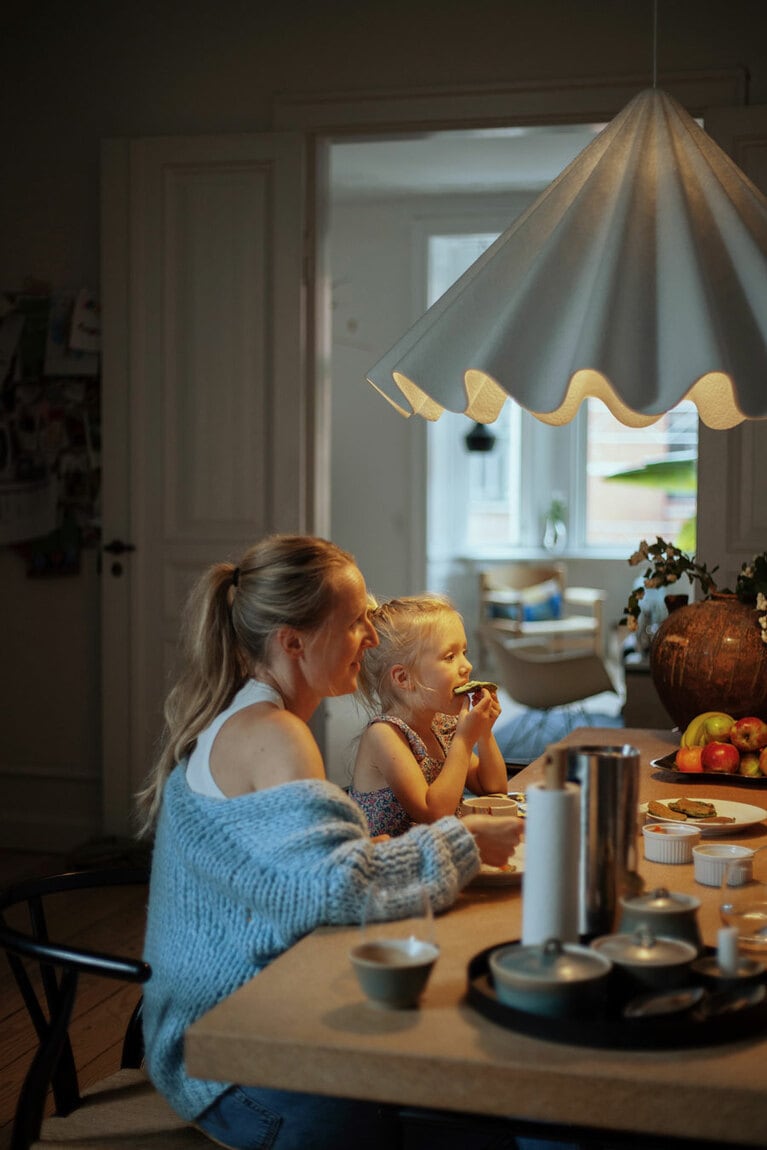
{"left": 322, "top": 124, "right": 604, "bottom": 783}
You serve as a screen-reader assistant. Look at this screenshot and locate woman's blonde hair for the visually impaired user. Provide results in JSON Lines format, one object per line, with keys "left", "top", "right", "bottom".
{"left": 136, "top": 534, "right": 355, "bottom": 836}
{"left": 357, "top": 594, "right": 459, "bottom": 713}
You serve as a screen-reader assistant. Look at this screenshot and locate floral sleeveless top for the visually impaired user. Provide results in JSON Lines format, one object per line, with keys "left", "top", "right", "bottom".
{"left": 348, "top": 712, "right": 458, "bottom": 838}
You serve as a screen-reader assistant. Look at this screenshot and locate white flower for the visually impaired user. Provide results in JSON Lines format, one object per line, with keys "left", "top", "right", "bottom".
{"left": 758, "top": 592, "right": 767, "bottom": 611}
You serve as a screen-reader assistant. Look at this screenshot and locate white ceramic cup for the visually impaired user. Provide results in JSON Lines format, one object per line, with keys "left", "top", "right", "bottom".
{"left": 459, "top": 794, "right": 518, "bottom": 817}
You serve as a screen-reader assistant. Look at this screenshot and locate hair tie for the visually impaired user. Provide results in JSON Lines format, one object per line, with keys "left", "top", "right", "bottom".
{"left": 231, "top": 566, "right": 240, "bottom": 588}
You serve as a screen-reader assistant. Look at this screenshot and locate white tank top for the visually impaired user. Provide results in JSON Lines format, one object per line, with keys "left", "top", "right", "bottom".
{"left": 185, "top": 679, "right": 284, "bottom": 799}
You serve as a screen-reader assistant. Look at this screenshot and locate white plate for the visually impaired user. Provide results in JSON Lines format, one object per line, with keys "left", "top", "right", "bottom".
{"left": 470, "top": 842, "right": 525, "bottom": 886}
{"left": 640, "top": 798, "right": 767, "bottom": 837}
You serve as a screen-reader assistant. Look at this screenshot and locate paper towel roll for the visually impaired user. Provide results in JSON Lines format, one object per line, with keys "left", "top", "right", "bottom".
{"left": 522, "top": 781, "right": 581, "bottom": 945}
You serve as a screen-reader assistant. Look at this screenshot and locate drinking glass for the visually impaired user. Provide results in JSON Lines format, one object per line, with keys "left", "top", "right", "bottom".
{"left": 349, "top": 883, "right": 439, "bottom": 1008}
{"left": 719, "top": 844, "right": 767, "bottom": 953}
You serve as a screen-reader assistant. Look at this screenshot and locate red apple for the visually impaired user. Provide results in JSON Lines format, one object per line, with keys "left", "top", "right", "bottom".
{"left": 759, "top": 747, "right": 767, "bottom": 776}
{"left": 730, "top": 716, "right": 767, "bottom": 753}
{"left": 675, "top": 746, "right": 704, "bottom": 773}
{"left": 739, "top": 752, "right": 763, "bottom": 777}
{"left": 701, "top": 741, "right": 740, "bottom": 774}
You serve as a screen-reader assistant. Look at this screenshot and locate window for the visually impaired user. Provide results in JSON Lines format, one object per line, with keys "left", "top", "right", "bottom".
{"left": 426, "top": 233, "right": 698, "bottom": 559}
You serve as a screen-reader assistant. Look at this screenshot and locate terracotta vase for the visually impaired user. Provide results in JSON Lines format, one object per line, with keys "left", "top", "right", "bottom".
{"left": 649, "top": 594, "right": 767, "bottom": 729}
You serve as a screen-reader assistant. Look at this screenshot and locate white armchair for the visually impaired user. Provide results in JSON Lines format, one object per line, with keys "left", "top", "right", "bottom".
{"left": 478, "top": 561, "right": 606, "bottom": 660}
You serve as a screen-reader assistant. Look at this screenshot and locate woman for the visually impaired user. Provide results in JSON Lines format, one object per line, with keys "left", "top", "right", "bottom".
{"left": 138, "top": 534, "right": 522, "bottom": 1150}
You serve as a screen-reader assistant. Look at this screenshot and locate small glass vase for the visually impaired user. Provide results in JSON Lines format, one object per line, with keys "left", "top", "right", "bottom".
{"left": 542, "top": 514, "right": 567, "bottom": 554}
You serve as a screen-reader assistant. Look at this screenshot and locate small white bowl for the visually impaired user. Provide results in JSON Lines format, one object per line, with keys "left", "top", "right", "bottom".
{"left": 692, "top": 843, "right": 754, "bottom": 887}
{"left": 642, "top": 822, "right": 701, "bottom": 864}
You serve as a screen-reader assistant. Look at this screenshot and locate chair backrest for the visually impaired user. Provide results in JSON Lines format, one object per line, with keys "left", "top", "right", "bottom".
{"left": 480, "top": 561, "right": 567, "bottom": 595}
{"left": 481, "top": 628, "right": 616, "bottom": 710}
{"left": 0, "top": 866, "right": 150, "bottom": 1150}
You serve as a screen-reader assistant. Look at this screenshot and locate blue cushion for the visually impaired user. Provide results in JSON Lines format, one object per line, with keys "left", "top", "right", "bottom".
{"left": 491, "top": 592, "right": 562, "bottom": 622}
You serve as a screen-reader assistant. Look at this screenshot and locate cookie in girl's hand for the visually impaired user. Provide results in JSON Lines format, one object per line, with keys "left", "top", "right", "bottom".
{"left": 453, "top": 680, "right": 498, "bottom": 697}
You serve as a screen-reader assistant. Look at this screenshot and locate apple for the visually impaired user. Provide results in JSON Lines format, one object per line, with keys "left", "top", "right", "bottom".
{"left": 675, "top": 746, "right": 704, "bottom": 773}
{"left": 759, "top": 747, "right": 767, "bottom": 776}
{"left": 702, "top": 714, "right": 735, "bottom": 743}
{"left": 739, "top": 752, "right": 763, "bottom": 777}
{"left": 730, "top": 716, "right": 767, "bottom": 753}
{"left": 701, "top": 741, "right": 740, "bottom": 774}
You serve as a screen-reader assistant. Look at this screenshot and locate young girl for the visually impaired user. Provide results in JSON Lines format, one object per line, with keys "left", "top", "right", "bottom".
{"left": 349, "top": 595, "right": 508, "bottom": 838}
{"left": 137, "top": 537, "right": 521, "bottom": 1150}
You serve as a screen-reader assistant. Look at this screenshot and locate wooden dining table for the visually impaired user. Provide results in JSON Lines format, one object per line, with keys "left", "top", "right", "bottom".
{"left": 185, "top": 727, "right": 767, "bottom": 1148}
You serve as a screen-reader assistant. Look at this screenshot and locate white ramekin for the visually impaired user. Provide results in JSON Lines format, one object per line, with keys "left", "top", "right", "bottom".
{"left": 692, "top": 843, "right": 755, "bottom": 887}
{"left": 642, "top": 822, "right": 701, "bottom": 864}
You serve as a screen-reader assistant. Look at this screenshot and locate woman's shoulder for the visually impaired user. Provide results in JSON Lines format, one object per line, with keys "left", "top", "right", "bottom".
{"left": 236, "top": 705, "right": 326, "bottom": 782}
{"left": 169, "top": 763, "right": 361, "bottom": 820}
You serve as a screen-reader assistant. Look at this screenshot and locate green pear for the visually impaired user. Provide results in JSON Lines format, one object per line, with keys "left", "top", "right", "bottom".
{"left": 703, "top": 714, "right": 735, "bottom": 742}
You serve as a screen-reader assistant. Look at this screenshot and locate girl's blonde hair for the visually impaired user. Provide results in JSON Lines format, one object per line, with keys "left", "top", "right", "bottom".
{"left": 358, "top": 594, "right": 460, "bottom": 713}
{"left": 136, "top": 534, "right": 355, "bottom": 837}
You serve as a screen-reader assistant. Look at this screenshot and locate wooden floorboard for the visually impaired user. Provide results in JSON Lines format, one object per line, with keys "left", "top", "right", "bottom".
{"left": 0, "top": 850, "right": 148, "bottom": 1141}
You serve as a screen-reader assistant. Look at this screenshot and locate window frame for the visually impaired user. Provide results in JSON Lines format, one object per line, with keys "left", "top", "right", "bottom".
{"left": 422, "top": 223, "right": 697, "bottom": 561}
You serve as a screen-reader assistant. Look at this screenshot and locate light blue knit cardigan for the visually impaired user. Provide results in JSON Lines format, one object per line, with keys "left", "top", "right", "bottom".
{"left": 143, "top": 765, "right": 480, "bottom": 1120}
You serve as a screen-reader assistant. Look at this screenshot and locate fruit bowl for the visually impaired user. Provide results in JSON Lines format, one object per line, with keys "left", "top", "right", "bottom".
{"left": 651, "top": 754, "right": 767, "bottom": 789}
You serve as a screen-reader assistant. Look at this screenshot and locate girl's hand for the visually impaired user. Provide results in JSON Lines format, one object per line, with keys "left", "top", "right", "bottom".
{"left": 456, "top": 688, "right": 500, "bottom": 741}
{"left": 461, "top": 813, "right": 523, "bottom": 868}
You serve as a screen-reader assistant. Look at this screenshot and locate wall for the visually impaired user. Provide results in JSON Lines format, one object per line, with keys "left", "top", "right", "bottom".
{"left": 1, "top": 0, "right": 766, "bottom": 842}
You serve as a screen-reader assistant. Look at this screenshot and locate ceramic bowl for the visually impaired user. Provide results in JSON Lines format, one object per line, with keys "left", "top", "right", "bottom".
{"left": 642, "top": 822, "right": 701, "bottom": 864}
{"left": 349, "top": 939, "right": 439, "bottom": 1009}
{"left": 618, "top": 888, "right": 703, "bottom": 952}
{"left": 691, "top": 953, "right": 766, "bottom": 990}
{"left": 591, "top": 930, "right": 697, "bottom": 993}
{"left": 489, "top": 938, "right": 611, "bottom": 1017}
{"left": 692, "top": 843, "right": 754, "bottom": 887}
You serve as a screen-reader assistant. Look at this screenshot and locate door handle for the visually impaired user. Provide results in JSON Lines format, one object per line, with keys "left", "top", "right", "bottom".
{"left": 101, "top": 538, "right": 136, "bottom": 576}
{"left": 102, "top": 539, "right": 137, "bottom": 556}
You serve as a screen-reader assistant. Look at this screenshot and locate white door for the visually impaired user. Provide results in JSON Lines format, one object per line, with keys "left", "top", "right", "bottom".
{"left": 697, "top": 104, "right": 767, "bottom": 587}
{"left": 100, "top": 133, "right": 309, "bottom": 835}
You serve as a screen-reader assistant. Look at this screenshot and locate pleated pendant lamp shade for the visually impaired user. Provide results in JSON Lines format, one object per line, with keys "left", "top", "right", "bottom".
{"left": 366, "top": 87, "right": 767, "bottom": 430}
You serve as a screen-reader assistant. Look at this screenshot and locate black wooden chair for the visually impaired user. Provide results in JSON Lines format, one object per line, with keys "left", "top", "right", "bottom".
{"left": 0, "top": 866, "right": 212, "bottom": 1149}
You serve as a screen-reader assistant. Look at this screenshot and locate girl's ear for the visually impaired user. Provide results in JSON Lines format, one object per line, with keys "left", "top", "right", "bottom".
{"left": 391, "top": 663, "right": 410, "bottom": 691}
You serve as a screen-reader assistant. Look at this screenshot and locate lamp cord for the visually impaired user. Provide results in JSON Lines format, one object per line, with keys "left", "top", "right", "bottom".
{"left": 652, "top": 0, "right": 658, "bottom": 88}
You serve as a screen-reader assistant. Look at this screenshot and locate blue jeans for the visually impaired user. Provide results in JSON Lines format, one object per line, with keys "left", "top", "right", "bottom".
{"left": 196, "top": 1086, "right": 581, "bottom": 1150}
{"left": 196, "top": 1085, "right": 400, "bottom": 1150}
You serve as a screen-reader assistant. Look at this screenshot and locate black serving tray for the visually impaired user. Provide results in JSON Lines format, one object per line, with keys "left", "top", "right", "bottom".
{"left": 651, "top": 752, "right": 767, "bottom": 789}
{"left": 467, "top": 941, "right": 767, "bottom": 1050}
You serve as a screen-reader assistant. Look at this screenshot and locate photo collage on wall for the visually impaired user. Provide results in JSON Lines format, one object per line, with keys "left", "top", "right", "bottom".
{"left": 0, "top": 286, "right": 101, "bottom": 576}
